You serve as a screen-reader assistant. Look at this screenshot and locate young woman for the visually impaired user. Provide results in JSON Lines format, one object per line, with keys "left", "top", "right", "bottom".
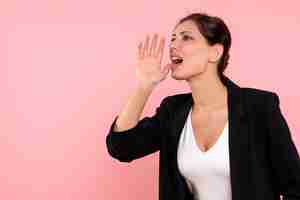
{"left": 106, "top": 12, "right": 300, "bottom": 200}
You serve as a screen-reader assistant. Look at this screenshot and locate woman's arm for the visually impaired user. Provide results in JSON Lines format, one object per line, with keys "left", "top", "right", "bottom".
{"left": 106, "top": 86, "right": 169, "bottom": 163}
{"left": 267, "top": 92, "right": 300, "bottom": 200}
{"left": 112, "top": 85, "right": 155, "bottom": 132}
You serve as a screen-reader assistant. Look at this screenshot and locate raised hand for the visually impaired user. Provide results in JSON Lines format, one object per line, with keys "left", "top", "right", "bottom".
{"left": 135, "top": 33, "right": 171, "bottom": 89}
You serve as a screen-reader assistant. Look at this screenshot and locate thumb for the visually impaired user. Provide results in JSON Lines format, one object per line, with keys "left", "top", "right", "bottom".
{"left": 162, "top": 63, "right": 172, "bottom": 74}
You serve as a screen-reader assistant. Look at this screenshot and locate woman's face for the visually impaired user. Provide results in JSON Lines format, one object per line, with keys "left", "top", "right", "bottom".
{"left": 169, "top": 20, "right": 222, "bottom": 81}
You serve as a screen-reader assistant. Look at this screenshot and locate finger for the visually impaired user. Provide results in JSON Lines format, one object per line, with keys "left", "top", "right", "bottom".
{"left": 157, "top": 37, "right": 166, "bottom": 64}
{"left": 143, "top": 35, "right": 150, "bottom": 57}
{"left": 149, "top": 33, "right": 158, "bottom": 57}
{"left": 155, "top": 36, "right": 165, "bottom": 57}
{"left": 161, "top": 63, "right": 172, "bottom": 74}
{"left": 138, "top": 41, "right": 143, "bottom": 59}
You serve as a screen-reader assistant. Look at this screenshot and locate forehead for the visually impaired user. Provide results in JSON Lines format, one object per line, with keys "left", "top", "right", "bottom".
{"left": 172, "top": 20, "right": 199, "bottom": 36}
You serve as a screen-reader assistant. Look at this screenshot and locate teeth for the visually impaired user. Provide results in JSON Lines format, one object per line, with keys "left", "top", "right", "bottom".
{"left": 172, "top": 57, "right": 183, "bottom": 64}
{"left": 171, "top": 56, "right": 182, "bottom": 60}
{"left": 171, "top": 56, "right": 183, "bottom": 64}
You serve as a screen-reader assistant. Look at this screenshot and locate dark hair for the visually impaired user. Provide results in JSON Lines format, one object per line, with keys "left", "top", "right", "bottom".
{"left": 175, "top": 12, "right": 232, "bottom": 85}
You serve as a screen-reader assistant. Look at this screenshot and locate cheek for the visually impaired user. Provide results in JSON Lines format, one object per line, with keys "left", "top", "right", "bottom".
{"left": 184, "top": 47, "right": 209, "bottom": 63}
{"left": 182, "top": 43, "right": 208, "bottom": 57}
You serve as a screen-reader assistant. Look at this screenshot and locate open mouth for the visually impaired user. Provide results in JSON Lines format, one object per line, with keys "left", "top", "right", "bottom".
{"left": 171, "top": 57, "right": 184, "bottom": 65}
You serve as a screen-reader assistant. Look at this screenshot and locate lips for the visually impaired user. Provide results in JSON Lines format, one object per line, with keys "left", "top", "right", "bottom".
{"left": 171, "top": 57, "right": 184, "bottom": 64}
{"left": 170, "top": 52, "right": 184, "bottom": 65}
{"left": 169, "top": 48, "right": 184, "bottom": 71}
{"left": 170, "top": 60, "right": 183, "bottom": 71}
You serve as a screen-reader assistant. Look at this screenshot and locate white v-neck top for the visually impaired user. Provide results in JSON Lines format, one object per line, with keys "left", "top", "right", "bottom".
{"left": 177, "top": 107, "right": 232, "bottom": 200}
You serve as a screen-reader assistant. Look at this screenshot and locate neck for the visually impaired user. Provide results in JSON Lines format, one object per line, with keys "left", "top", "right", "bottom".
{"left": 188, "top": 73, "right": 227, "bottom": 112}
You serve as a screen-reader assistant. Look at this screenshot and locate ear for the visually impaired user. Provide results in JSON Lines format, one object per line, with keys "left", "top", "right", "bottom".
{"left": 208, "top": 43, "right": 224, "bottom": 63}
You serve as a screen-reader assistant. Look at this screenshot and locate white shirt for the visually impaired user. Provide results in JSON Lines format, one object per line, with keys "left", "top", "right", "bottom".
{"left": 177, "top": 107, "right": 232, "bottom": 200}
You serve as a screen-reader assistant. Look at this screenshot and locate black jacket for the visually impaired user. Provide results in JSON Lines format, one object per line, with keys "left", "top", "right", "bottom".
{"left": 106, "top": 76, "right": 300, "bottom": 200}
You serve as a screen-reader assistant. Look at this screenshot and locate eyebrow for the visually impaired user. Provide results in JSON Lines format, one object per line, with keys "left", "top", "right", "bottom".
{"left": 172, "top": 31, "right": 192, "bottom": 37}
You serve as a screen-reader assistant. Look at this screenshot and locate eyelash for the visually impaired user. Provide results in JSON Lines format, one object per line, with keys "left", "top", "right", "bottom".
{"left": 171, "top": 35, "right": 192, "bottom": 42}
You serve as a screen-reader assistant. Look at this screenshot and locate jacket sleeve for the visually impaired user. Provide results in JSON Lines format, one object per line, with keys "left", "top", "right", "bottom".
{"left": 105, "top": 96, "right": 169, "bottom": 162}
{"left": 267, "top": 92, "right": 300, "bottom": 200}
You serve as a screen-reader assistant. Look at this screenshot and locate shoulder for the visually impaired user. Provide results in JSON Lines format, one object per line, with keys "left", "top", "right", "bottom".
{"left": 242, "top": 87, "right": 276, "bottom": 97}
{"left": 160, "top": 92, "right": 191, "bottom": 107}
{"left": 160, "top": 88, "right": 280, "bottom": 113}
{"left": 241, "top": 87, "right": 280, "bottom": 113}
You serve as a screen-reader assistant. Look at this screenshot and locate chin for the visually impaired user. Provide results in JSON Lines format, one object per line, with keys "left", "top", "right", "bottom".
{"left": 172, "top": 66, "right": 198, "bottom": 76}
{"left": 170, "top": 70, "right": 190, "bottom": 81}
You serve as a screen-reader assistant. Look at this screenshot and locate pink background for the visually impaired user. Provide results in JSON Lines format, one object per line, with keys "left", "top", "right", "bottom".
{"left": 1, "top": 0, "right": 300, "bottom": 199}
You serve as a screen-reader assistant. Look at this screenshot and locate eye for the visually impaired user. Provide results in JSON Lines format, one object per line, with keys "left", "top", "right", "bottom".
{"left": 170, "top": 35, "right": 192, "bottom": 42}
{"left": 182, "top": 35, "right": 192, "bottom": 41}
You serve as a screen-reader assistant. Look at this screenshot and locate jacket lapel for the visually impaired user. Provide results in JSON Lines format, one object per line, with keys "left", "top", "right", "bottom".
{"left": 169, "top": 76, "right": 252, "bottom": 200}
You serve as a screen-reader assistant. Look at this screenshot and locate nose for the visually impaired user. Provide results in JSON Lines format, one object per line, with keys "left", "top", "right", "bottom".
{"left": 169, "top": 47, "right": 175, "bottom": 56}
{"left": 169, "top": 46, "right": 180, "bottom": 56}
{"left": 169, "top": 42, "right": 178, "bottom": 52}
{"left": 169, "top": 41, "right": 178, "bottom": 49}
{"left": 169, "top": 39, "right": 181, "bottom": 53}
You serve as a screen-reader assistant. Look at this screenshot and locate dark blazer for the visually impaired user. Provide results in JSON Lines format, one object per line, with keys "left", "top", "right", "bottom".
{"left": 106, "top": 76, "right": 300, "bottom": 200}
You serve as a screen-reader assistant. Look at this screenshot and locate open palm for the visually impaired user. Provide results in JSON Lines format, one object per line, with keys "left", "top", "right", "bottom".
{"left": 136, "top": 33, "right": 171, "bottom": 88}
